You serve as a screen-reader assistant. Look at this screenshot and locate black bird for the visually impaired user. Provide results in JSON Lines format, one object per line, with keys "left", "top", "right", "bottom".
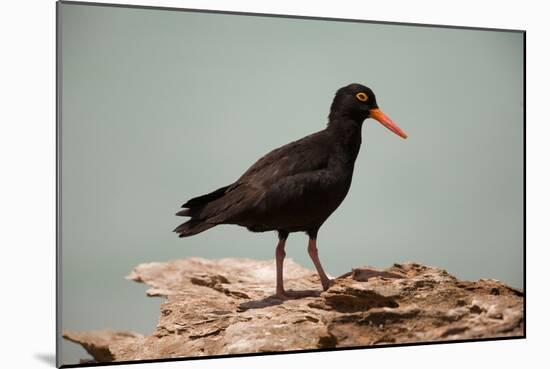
{"left": 174, "top": 83, "right": 407, "bottom": 298}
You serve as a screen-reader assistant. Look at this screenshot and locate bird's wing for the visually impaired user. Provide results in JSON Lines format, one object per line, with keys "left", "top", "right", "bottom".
{"left": 200, "top": 130, "right": 334, "bottom": 224}
{"left": 231, "top": 130, "right": 331, "bottom": 189}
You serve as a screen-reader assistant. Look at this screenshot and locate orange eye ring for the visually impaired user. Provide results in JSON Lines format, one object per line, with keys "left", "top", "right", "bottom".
{"left": 356, "top": 92, "right": 368, "bottom": 102}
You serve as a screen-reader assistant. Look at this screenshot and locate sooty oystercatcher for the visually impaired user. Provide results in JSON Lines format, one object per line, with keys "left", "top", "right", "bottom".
{"left": 174, "top": 83, "right": 407, "bottom": 298}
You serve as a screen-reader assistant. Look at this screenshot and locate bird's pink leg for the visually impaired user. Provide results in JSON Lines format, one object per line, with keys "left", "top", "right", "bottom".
{"left": 275, "top": 238, "right": 287, "bottom": 298}
{"left": 308, "top": 238, "right": 332, "bottom": 291}
{"left": 275, "top": 232, "right": 320, "bottom": 299}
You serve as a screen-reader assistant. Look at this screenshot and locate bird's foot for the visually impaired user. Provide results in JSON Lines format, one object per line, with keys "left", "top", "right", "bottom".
{"left": 275, "top": 289, "right": 321, "bottom": 300}
{"left": 321, "top": 278, "right": 335, "bottom": 291}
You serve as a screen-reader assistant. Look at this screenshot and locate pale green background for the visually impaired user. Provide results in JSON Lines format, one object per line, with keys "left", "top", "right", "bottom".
{"left": 59, "top": 3, "right": 524, "bottom": 365}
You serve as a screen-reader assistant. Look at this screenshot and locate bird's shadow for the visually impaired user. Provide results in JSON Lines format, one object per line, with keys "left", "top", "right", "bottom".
{"left": 238, "top": 289, "right": 321, "bottom": 311}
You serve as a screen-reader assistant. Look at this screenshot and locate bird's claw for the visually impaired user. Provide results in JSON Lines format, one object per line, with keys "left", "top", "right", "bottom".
{"left": 321, "top": 278, "right": 335, "bottom": 291}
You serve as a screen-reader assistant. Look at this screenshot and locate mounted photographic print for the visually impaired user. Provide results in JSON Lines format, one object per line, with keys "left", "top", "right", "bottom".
{"left": 57, "top": 1, "right": 525, "bottom": 367}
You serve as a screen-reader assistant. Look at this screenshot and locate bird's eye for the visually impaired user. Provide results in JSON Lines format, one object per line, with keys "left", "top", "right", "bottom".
{"left": 355, "top": 92, "right": 368, "bottom": 102}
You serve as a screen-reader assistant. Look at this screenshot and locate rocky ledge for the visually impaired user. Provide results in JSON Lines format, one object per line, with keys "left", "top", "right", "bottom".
{"left": 63, "top": 257, "right": 524, "bottom": 363}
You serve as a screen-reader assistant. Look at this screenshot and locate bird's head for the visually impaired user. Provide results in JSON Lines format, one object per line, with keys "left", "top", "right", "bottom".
{"left": 329, "top": 83, "right": 407, "bottom": 139}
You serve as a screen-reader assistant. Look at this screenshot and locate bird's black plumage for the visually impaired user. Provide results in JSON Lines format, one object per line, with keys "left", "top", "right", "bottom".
{"left": 174, "top": 83, "right": 407, "bottom": 241}
{"left": 174, "top": 83, "right": 407, "bottom": 296}
{"left": 174, "top": 84, "right": 381, "bottom": 237}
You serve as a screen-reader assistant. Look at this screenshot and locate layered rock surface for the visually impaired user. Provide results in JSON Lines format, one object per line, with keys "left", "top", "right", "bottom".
{"left": 63, "top": 257, "right": 524, "bottom": 363}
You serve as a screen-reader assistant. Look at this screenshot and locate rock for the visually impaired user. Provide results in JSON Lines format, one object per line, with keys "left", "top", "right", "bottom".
{"left": 62, "top": 329, "right": 144, "bottom": 362}
{"left": 63, "top": 257, "right": 524, "bottom": 363}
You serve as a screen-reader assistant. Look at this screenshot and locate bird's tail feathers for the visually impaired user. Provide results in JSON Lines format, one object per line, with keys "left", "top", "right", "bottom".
{"left": 175, "top": 184, "right": 232, "bottom": 237}
{"left": 181, "top": 185, "right": 230, "bottom": 209}
{"left": 175, "top": 208, "right": 190, "bottom": 216}
{"left": 173, "top": 219, "right": 216, "bottom": 237}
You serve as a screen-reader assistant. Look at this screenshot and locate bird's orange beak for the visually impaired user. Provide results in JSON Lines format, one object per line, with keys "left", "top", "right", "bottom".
{"left": 369, "top": 108, "right": 408, "bottom": 139}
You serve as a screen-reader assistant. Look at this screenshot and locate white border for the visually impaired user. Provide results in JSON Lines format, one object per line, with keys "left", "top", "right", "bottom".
{"left": 1, "top": 1, "right": 548, "bottom": 368}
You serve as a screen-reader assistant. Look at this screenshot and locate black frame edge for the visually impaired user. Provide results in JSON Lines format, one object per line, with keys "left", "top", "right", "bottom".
{"left": 59, "top": 335, "right": 526, "bottom": 368}
{"left": 58, "top": 0, "right": 526, "bottom": 33}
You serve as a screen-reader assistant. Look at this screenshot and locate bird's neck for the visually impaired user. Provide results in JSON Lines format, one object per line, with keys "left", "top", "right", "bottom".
{"left": 326, "top": 118, "right": 363, "bottom": 165}
{"left": 328, "top": 109, "right": 365, "bottom": 124}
